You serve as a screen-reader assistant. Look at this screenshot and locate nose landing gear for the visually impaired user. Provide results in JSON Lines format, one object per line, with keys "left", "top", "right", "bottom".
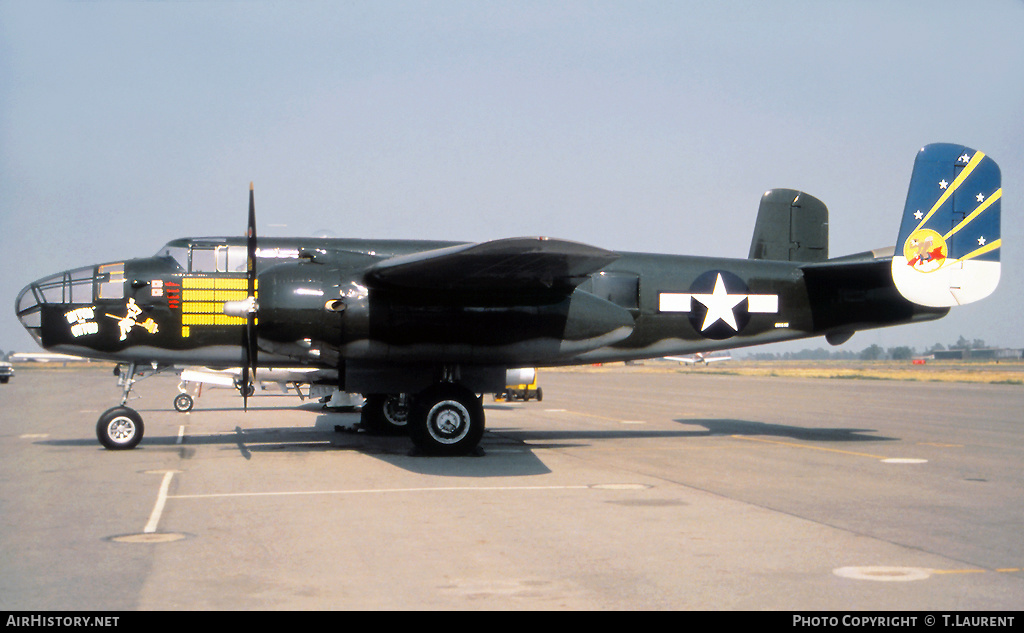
{"left": 96, "top": 362, "right": 147, "bottom": 450}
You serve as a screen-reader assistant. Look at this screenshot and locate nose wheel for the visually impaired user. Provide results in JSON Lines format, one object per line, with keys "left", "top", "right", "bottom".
{"left": 96, "top": 406, "right": 144, "bottom": 450}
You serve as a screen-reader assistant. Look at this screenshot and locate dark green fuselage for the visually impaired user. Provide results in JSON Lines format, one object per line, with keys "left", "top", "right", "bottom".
{"left": 16, "top": 235, "right": 945, "bottom": 394}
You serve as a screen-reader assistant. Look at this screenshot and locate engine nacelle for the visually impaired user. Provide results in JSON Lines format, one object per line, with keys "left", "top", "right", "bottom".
{"left": 254, "top": 259, "right": 634, "bottom": 367}
{"left": 254, "top": 260, "right": 369, "bottom": 364}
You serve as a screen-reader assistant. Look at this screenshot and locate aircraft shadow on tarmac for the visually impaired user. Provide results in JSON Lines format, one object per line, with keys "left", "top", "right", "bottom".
{"left": 489, "top": 419, "right": 897, "bottom": 448}
{"left": 34, "top": 405, "right": 896, "bottom": 478}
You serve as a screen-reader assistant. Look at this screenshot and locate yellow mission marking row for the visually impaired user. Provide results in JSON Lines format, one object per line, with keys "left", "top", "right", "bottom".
{"left": 180, "top": 277, "right": 256, "bottom": 335}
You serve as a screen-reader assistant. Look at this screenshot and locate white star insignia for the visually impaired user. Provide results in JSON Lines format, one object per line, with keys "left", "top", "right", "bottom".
{"left": 690, "top": 273, "right": 745, "bottom": 331}
{"left": 939, "top": 180, "right": 948, "bottom": 190}
{"left": 913, "top": 210, "right": 923, "bottom": 220}
{"left": 959, "top": 153, "right": 972, "bottom": 163}
{"left": 977, "top": 193, "right": 985, "bottom": 202}
{"left": 658, "top": 278, "right": 779, "bottom": 329}
{"left": 978, "top": 236, "right": 986, "bottom": 246}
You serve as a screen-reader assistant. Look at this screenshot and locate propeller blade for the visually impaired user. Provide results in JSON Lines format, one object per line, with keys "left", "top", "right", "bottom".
{"left": 247, "top": 182, "right": 257, "bottom": 294}
{"left": 241, "top": 359, "right": 250, "bottom": 411}
{"left": 242, "top": 182, "right": 258, "bottom": 411}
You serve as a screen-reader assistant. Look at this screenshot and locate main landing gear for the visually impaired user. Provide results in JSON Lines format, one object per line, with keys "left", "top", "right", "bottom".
{"left": 360, "top": 394, "right": 410, "bottom": 435}
{"left": 359, "top": 383, "right": 485, "bottom": 456}
{"left": 96, "top": 362, "right": 146, "bottom": 450}
{"left": 408, "top": 383, "right": 485, "bottom": 457}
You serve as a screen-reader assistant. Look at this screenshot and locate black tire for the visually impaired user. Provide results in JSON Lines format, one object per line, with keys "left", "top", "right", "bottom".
{"left": 360, "top": 394, "right": 409, "bottom": 435}
{"left": 96, "top": 406, "right": 144, "bottom": 450}
{"left": 173, "top": 393, "right": 194, "bottom": 413}
{"left": 408, "top": 384, "right": 484, "bottom": 456}
{"left": 536, "top": 387, "right": 543, "bottom": 402}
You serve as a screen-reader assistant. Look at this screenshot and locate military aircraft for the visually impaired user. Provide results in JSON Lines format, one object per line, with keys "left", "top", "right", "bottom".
{"left": 14, "top": 143, "right": 1002, "bottom": 456}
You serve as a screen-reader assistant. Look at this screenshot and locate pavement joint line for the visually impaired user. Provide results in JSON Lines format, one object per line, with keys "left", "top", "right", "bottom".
{"left": 551, "top": 409, "right": 647, "bottom": 425}
{"left": 168, "top": 484, "right": 595, "bottom": 500}
{"left": 730, "top": 435, "right": 889, "bottom": 460}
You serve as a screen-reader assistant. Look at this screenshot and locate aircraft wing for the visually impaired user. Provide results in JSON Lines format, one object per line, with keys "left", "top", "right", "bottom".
{"left": 665, "top": 354, "right": 731, "bottom": 364}
{"left": 364, "top": 237, "right": 619, "bottom": 294}
{"left": 179, "top": 366, "right": 337, "bottom": 387}
{"left": 665, "top": 356, "right": 699, "bottom": 364}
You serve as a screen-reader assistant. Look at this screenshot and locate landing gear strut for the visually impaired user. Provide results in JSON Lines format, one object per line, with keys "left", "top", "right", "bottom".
{"left": 96, "top": 363, "right": 145, "bottom": 450}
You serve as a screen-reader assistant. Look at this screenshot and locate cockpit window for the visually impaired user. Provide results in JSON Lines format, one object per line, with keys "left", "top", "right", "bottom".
{"left": 156, "top": 240, "right": 256, "bottom": 273}
{"left": 188, "top": 244, "right": 247, "bottom": 273}
{"left": 97, "top": 263, "right": 126, "bottom": 300}
{"left": 190, "top": 246, "right": 218, "bottom": 272}
{"left": 217, "top": 245, "right": 248, "bottom": 273}
{"left": 155, "top": 245, "right": 189, "bottom": 271}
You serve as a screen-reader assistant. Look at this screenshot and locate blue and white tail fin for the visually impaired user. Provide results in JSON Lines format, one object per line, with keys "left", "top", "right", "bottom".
{"left": 891, "top": 143, "right": 1002, "bottom": 307}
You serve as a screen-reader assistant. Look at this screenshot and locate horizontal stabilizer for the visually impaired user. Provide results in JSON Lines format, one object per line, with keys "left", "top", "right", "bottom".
{"left": 365, "top": 237, "right": 619, "bottom": 294}
{"left": 891, "top": 144, "right": 1001, "bottom": 307}
{"left": 748, "top": 189, "right": 829, "bottom": 263}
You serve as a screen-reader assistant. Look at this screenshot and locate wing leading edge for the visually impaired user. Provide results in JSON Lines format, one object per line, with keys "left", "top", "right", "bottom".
{"left": 364, "top": 237, "right": 620, "bottom": 296}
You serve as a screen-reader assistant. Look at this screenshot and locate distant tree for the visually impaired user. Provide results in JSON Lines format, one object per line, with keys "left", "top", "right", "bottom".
{"left": 859, "top": 344, "right": 884, "bottom": 360}
{"left": 928, "top": 342, "right": 946, "bottom": 352}
{"left": 888, "top": 346, "right": 914, "bottom": 360}
{"left": 950, "top": 336, "right": 986, "bottom": 350}
{"left": 785, "top": 348, "right": 832, "bottom": 360}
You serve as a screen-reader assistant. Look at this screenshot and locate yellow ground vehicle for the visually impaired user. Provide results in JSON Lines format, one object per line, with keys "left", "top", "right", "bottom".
{"left": 494, "top": 369, "right": 542, "bottom": 402}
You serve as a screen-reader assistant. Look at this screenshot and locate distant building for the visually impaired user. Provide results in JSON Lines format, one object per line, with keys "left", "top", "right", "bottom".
{"left": 932, "top": 348, "right": 1023, "bottom": 360}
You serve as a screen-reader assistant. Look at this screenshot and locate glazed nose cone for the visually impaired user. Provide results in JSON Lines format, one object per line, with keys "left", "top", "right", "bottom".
{"left": 15, "top": 277, "right": 46, "bottom": 345}
{"left": 15, "top": 266, "right": 97, "bottom": 347}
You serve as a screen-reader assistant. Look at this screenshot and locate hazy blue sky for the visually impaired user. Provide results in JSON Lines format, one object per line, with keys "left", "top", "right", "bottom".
{"left": 2, "top": 0, "right": 1022, "bottom": 356}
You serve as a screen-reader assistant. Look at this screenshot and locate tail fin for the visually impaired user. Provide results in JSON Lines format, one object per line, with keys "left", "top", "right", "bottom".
{"left": 891, "top": 143, "right": 1002, "bottom": 307}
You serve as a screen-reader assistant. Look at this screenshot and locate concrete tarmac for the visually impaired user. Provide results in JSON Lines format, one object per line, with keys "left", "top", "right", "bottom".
{"left": 1, "top": 365, "right": 1022, "bottom": 610}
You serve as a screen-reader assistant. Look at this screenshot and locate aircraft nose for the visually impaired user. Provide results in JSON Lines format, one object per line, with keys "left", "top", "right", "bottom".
{"left": 15, "top": 266, "right": 98, "bottom": 346}
{"left": 15, "top": 279, "right": 46, "bottom": 344}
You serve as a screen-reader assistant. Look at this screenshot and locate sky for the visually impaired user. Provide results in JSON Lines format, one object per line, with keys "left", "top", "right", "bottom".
{"left": 2, "top": 0, "right": 1023, "bottom": 357}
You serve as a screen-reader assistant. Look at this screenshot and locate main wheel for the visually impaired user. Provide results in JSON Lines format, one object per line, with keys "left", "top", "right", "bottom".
{"left": 96, "top": 406, "right": 144, "bottom": 450}
{"left": 173, "top": 393, "right": 194, "bottom": 412}
{"left": 408, "top": 384, "right": 484, "bottom": 456}
{"left": 360, "top": 394, "right": 409, "bottom": 435}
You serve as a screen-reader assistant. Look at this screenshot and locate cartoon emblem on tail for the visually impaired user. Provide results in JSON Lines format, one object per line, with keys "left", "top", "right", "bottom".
{"left": 903, "top": 229, "right": 947, "bottom": 272}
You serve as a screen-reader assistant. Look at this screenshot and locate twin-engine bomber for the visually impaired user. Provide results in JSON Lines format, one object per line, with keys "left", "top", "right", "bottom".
{"left": 15, "top": 144, "right": 1003, "bottom": 455}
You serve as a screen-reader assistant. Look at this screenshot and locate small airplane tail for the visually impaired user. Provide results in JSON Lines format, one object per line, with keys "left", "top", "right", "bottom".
{"left": 891, "top": 144, "right": 1002, "bottom": 307}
